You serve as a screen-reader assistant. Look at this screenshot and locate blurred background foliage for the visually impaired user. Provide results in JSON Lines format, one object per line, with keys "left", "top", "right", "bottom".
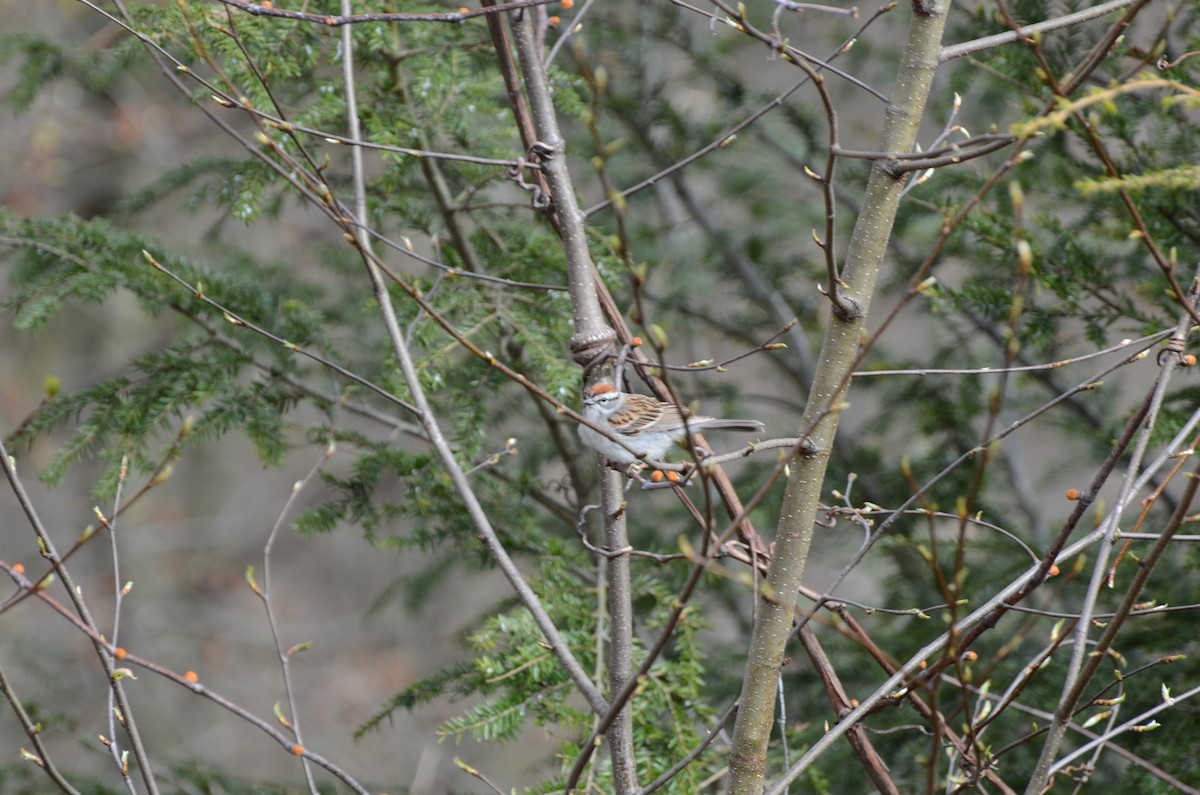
{"left": 2, "top": 0, "right": 1200, "bottom": 792}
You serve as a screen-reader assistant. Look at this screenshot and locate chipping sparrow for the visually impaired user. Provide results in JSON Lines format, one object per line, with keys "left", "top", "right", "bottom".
{"left": 579, "top": 383, "right": 765, "bottom": 464}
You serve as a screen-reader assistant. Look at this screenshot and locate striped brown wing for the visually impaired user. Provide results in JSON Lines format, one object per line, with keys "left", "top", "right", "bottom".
{"left": 608, "top": 394, "right": 684, "bottom": 435}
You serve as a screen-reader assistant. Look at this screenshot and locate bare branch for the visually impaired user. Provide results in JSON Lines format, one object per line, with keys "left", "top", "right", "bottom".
{"left": 215, "top": 0, "right": 561, "bottom": 26}
{"left": 940, "top": 0, "right": 1140, "bottom": 63}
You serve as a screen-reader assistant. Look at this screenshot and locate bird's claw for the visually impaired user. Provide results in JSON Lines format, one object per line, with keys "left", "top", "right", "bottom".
{"left": 638, "top": 463, "right": 694, "bottom": 489}
{"left": 611, "top": 461, "right": 695, "bottom": 489}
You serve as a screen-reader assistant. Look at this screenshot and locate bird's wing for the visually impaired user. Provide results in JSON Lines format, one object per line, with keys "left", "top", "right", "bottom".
{"left": 610, "top": 394, "right": 671, "bottom": 434}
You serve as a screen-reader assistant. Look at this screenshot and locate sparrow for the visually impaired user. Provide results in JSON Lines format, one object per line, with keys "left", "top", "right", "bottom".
{"left": 579, "top": 383, "right": 765, "bottom": 464}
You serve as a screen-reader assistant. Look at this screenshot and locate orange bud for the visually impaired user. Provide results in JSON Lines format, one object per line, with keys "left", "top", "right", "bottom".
{"left": 962, "top": 650, "right": 977, "bottom": 662}
{"left": 650, "top": 470, "right": 664, "bottom": 483}
{"left": 291, "top": 744, "right": 305, "bottom": 756}
{"left": 114, "top": 647, "right": 127, "bottom": 660}
{"left": 666, "top": 471, "right": 680, "bottom": 483}
{"left": 325, "top": 16, "right": 335, "bottom": 25}
{"left": 1066, "top": 488, "right": 1081, "bottom": 501}
{"left": 918, "top": 660, "right": 928, "bottom": 669}
{"left": 562, "top": 0, "right": 574, "bottom": 7}
{"left": 459, "top": 6, "right": 469, "bottom": 12}
{"left": 548, "top": 15, "right": 561, "bottom": 25}
{"left": 1048, "top": 564, "right": 1060, "bottom": 577}
{"left": 12, "top": 563, "right": 24, "bottom": 575}
{"left": 261, "top": 0, "right": 273, "bottom": 7}
{"left": 1183, "top": 354, "right": 1197, "bottom": 366}
{"left": 630, "top": 336, "right": 642, "bottom": 347}
{"left": 184, "top": 671, "right": 199, "bottom": 684}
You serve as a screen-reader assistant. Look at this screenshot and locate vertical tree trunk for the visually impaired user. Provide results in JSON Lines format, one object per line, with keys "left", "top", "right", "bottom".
{"left": 726, "top": 3, "right": 953, "bottom": 791}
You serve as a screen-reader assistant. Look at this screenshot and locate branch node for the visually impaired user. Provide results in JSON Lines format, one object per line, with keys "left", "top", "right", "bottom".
{"left": 572, "top": 334, "right": 617, "bottom": 367}
{"left": 829, "top": 290, "right": 863, "bottom": 321}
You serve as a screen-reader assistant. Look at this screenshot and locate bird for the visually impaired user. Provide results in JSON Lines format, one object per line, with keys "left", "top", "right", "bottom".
{"left": 579, "top": 383, "right": 765, "bottom": 464}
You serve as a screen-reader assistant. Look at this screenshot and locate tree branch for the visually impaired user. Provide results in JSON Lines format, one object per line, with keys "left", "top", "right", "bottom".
{"left": 727, "top": 2, "right": 954, "bottom": 791}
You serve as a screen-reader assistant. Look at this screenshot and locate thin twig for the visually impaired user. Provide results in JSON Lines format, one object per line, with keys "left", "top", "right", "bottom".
{"left": 1026, "top": 272, "right": 1200, "bottom": 794}
{"left": 143, "top": 253, "right": 420, "bottom": 415}
{"left": 854, "top": 332, "right": 1169, "bottom": 376}
{"left": 253, "top": 440, "right": 335, "bottom": 795}
{"left": 585, "top": 0, "right": 896, "bottom": 218}
{"left": 341, "top": 9, "right": 610, "bottom": 717}
{"left": 0, "top": 438, "right": 161, "bottom": 795}
{"left": 0, "top": 664, "right": 82, "bottom": 794}
{"left": 544, "top": 0, "right": 597, "bottom": 65}
{"left": 98, "top": 456, "right": 134, "bottom": 792}
{"left": 639, "top": 702, "right": 738, "bottom": 795}
{"left": 940, "top": 0, "right": 1139, "bottom": 62}
{"left": 0, "top": 562, "right": 373, "bottom": 793}
{"left": 216, "top": 0, "right": 561, "bottom": 26}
